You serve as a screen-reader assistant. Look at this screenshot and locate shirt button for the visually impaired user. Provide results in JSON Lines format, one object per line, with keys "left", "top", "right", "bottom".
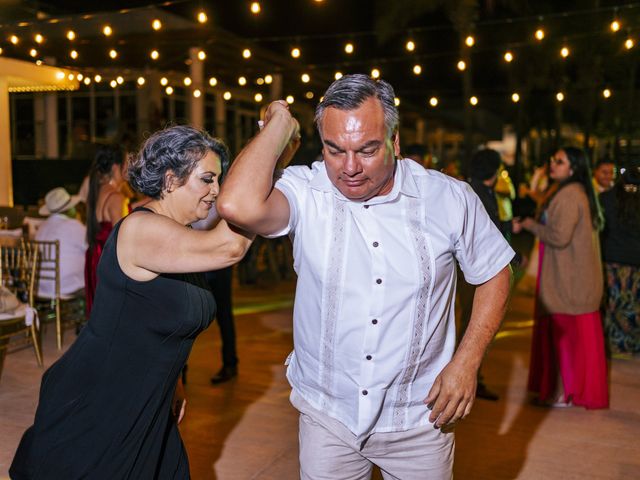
{"left": 372, "top": 319, "right": 378, "bottom": 325}
{"left": 362, "top": 390, "right": 368, "bottom": 396}
{"left": 372, "top": 241, "right": 379, "bottom": 248}
{"left": 366, "top": 355, "right": 372, "bottom": 360}
{"left": 376, "top": 278, "right": 382, "bottom": 284}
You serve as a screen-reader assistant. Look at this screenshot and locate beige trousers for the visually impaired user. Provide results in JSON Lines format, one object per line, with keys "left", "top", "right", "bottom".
{"left": 294, "top": 393, "right": 454, "bottom": 480}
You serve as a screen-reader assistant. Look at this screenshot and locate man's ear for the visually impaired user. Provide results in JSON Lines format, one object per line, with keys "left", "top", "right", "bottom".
{"left": 393, "top": 132, "right": 401, "bottom": 158}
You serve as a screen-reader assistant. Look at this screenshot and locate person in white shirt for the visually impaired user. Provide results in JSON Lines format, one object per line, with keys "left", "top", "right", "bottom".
{"left": 218, "top": 74, "right": 513, "bottom": 479}
{"left": 36, "top": 187, "right": 87, "bottom": 298}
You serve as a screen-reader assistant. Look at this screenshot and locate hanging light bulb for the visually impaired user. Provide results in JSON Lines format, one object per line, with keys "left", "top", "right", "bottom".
{"left": 469, "top": 96, "right": 478, "bottom": 106}
{"left": 110, "top": 80, "right": 117, "bottom": 88}
{"left": 291, "top": 47, "right": 301, "bottom": 58}
{"left": 560, "top": 46, "right": 570, "bottom": 58}
{"left": 83, "top": 77, "right": 91, "bottom": 85}
{"left": 68, "top": 74, "right": 75, "bottom": 81}
{"left": 602, "top": 88, "right": 611, "bottom": 98}
{"left": 457, "top": 60, "right": 466, "bottom": 71}
{"left": 301, "top": 73, "right": 310, "bottom": 83}
{"left": 556, "top": 92, "right": 565, "bottom": 102}
{"left": 197, "top": 11, "right": 208, "bottom": 23}
{"left": 152, "top": 19, "right": 162, "bottom": 31}
{"left": 77, "top": 74, "right": 83, "bottom": 81}
{"left": 344, "top": 43, "right": 354, "bottom": 54}
{"left": 193, "top": 89, "right": 202, "bottom": 98}
{"left": 198, "top": 50, "right": 206, "bottom": 60}
{"left": 256, "top": 77, "right": 265, "bottom": 85}
{"left": 116, "top": 76, "right": 124, "bottom": 84}
{"left": 166, "top": 86, "right": 174, "bottom": 95}
{"left": 55, "top": 71, "right": 65, "bottom": 80}
{"left": 160, "top": 77, "right": 168, "bottom": 86}
{"left": 223, "top": 91, "right": 232, "bottom": 100}
{"left": 254, "top": 93, "right": 263, "bottom": 102}
{"left": 29, "top": 48, "right": 37, "bottom": 58}
{"left": 9, "top": 35, "right": 19, "bottom": 45}
{"left": 67, "top": 30, "right": 76, "bottom": 41}
{"left": 405, "top": 40, "right": 415, "bottom": 51}
{"left": 242, "top": 48, "right": 251, "bottom": 59}
{"left": 34, "top": 33, "right": 44, "bottom": 44}
{"left": 413, "top": 64, "right": 422, "bottom": 75}
{"left": 103, "top": 25, "right": 113, "bottom": 36}
{"left": 150, "top": 50, "right": 159, "bottom": 60}
{"left": 610, "top": 20, "right": 621, "bottom": 32}
{"left": 251, "top": 2, "right": 261, "bottom": 14}
{"left": 238, "top": 76, "right": 247, "bottom": 86}
{"left": 94, "top": 74, "right": 102, "bottom": 83}
{"left": 429, "top": 97, "right": 438, "bottom": 107}
{"left": 334, "top": 71, "right": 343, "bottom": 80}
{"left": 137, "top": 77, "right": 146, "bottom": 86}
{"left": 504, "top": 51, "right": 514, "bottom": 62}
{"left": 394, "top": 97, "right": 400, "bottom": 106}
{"left": 535, "top": 28, "right": 545, "bottom": 41}
{"left": 264, "top": 74, "right": 273, "bottom": 84}
{"left": 625, "top": 38, "right": 634, "bottom": 49}
{"left": 305, "top": 91, "right": 314, "bottom": 99}
{"left": 109, "top": 49, "right": 117, "bottom": 59}
{"left": 184, "top": 77, "right": 192, "bottom": 86}
{"left": 209, "top": 77, "right": 218, "bottom": 86}
{"left": 465, "top": 35, "right": 475, "bottom": 47}
{"left": 511, "top": 93, "right": 520, "bottom": 103}
{"left": 371, "top": 68, "right": 380, "bottom": 79}
{"left": 70, "top": 50, "right": 78, "bottom": 59}
{"left": 286, "top": 95, "right": 294, "bottom": 104}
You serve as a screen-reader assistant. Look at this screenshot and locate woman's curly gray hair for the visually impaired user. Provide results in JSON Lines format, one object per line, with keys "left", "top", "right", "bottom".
{"left": 127, "top": 125, "right": 230, "bottom": 199}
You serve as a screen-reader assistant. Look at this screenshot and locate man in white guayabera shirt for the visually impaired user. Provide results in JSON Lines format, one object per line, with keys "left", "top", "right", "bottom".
{"left": 218, "top": 74, "right": 514, "bottom": 479}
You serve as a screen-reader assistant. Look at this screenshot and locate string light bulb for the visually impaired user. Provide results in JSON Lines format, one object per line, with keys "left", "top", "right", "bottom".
{"left": 198, "top": 50, "right": 206, "bottom": 60}
{"left": 109, "top": 49, "right": 117, "bottom": 59}
{"left": 334, "top": 71, "right": 343, "bottom": 80}
{"left": 70, "top": 50, "right": 78, "bottom": 59}
{"left": 405, "top": 40, "right": 415, "bottom": 52}
{"left": 560, "top": 46, "right": 570, "bottom": 58}
{"left": 29, "top": 48, "right": 37, "bottom": 58}
{"left": 556, "top": 92, "right": 565, "bottom": 102}
{"left": 371, "top": 68, "right": 380, "bottom": 79}
{"left": 465, "top": 35, "right": 475, "bottom": 47}
{"left": 166, "top": 86, "right": 174, "bottom": 95}
{"left": 223, "top": 91, "right": 232, "bottom": 100}
{"left": 457, "top": 60, "right": 466, "bottom": 71}
{"left": 110, "top": 80, "right": 117, "bottom": 88}
{"left": 251, "top": 2, "right": 261, "bottom": 14}
{"left": 242, "top": 48, "right": 251, "bottom": 59}
{"left": 209, "top": 77, "right": 218, "bottom": 86}
{"left": 55, "top": 71, "right": 65, "bottom": 80}
{"left": 625, "top": 38, "right": 634, "bottom": 49}
{"left": 504, "top": 51, "right": 514, "bottom": 62}
{"left": 0, "top": 47, "right": 3, "bottom": 55}
{"left": 160, "top": 77, "right": 168, "bottom": 86}
{"left": 152, "top": 19, "right": 162, "bottom": 30}
{"left": 256, "top": 77, "right": 265, "bottom": 85}
{"left": 264, "top": 74, "right": 273, "bottom": 84}
{"left": 344, "top": 43, "right": 354, "bottom": 54}
{"left": 394, "top": 97, "right": 400, "bottom": 106}
{"left": 535, "top": 28, "right": 545, "bottom": 41}
{"left": 301, "top": 73, "right": 310, "bottom": 83}
{"left": 68, "top": 74, "right": 75, "bottom": 81}
{"left": 254, "top": 93, "right": 263, "bottom": 102}
{"left": 429, "top": 97, "right": 438, "bottom": 107}
{"left": 94, "top": 74, "right": 102, "bottom": 83}
{"left": 137, "top": 77, "right": 146, "bottom": 86}
{"left": 470, "top": 96, "right": 478, "bottom": 106}
{"left": 103, "top": 25, "right": 113, "bottom": 36}
{"left": 413, "top": 64, "right": 422, "bottom": 75}
{"left": 305, "top": 91, "right": 314, "bottom": 99}
{"left": 286, "top": 95, "right": 294, "bottom": 104}
{"left": 67, "top": 30, "right": 76, "bottom": 41}
{"left": 511, "top": 93, "right": 520, "bottom": 103}
{"left": 193, "top": 89, "right": 202, "bottom": 98}
{"left": 77, "top": 74, "right": 83, "bottom": 81}
{"left": 291, "top": 47, "right": 301, "bottom": 58}
{"left": 83, "top": 77, "right": 91, "bottom": 85}
{"left": 116, "top": 76, "right": 124, "bottom": 85}
{"left": 184, "top": 77, "right": 192, "bottom": 86}
{"left": 197, "top": 11, "right": 207, "bottom": 23}
{"left": 150, "top": 50, "right": 159, "bottom": 60}
{"left": 9, "top": 35, "right": 19, "bottom": 45}
{"left": 602, "top": 88, "right": 611, "bottom": 98}
{"left": 34, "top": 34, "right": 44, "bottom": 44}
{"left": 238, "top": 76, "right": 247, "bottom": 86}
{"left": 610, "top": 20, "right": 621, "bottom": 32}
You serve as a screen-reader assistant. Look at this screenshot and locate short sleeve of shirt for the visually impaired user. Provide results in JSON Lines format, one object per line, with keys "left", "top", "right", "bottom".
{"left": 454, "top": 181, "right": 515, "bottom": 284}
{"left": 265, "top": 165, "right": 312, "bottom": 238}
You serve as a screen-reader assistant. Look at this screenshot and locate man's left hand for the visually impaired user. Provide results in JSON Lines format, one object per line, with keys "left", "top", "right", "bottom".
{"left": 424, "top": 360, "right": 477, "bottom": 428}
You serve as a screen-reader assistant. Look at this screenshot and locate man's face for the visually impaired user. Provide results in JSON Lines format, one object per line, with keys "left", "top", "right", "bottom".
{"left": 594, "top": 163, "right": 615, "bottom": 190}
{"left": 320, "top": 97, "right": 400, "bottom": 202}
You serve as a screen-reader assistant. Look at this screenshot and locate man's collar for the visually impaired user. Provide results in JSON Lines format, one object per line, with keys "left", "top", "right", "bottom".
{"left": 309, "top": 158, "right": 420, "bottom": 202}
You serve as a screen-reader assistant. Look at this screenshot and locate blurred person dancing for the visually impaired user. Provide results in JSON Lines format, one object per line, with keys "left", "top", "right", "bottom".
{"left": 600, "top": 164, "right": 640, "bottom": 356}
{"left": 514, "top": 147, "right": 608, "bottom": 409}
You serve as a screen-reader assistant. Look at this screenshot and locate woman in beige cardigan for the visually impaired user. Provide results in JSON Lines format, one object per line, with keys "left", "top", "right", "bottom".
{"left": 514, "top": 147, "right": 608, "bottom": 409}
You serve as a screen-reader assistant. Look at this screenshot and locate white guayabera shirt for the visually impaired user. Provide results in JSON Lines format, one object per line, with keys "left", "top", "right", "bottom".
{"left": 271, "top": 159, "right": 514, "bottom": 441}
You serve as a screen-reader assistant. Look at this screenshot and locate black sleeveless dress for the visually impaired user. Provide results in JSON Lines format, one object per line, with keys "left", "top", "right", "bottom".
{"left": 10, "top": 209, "right": 216, "bottom": 479}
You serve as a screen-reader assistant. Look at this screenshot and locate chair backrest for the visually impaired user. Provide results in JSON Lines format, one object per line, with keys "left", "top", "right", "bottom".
{"left": 26, "top": 240, "right": 60, "bottom": 300}
{"left": 1, "top": 240, "right": 39, "bottom": 306}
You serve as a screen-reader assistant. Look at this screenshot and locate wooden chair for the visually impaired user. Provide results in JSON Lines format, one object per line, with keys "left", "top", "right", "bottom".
{"left": 28, "top": 240, "right": 85, "bottom": 351}
{"left": 0, "top": 241, "right": 43, "bottom": 383}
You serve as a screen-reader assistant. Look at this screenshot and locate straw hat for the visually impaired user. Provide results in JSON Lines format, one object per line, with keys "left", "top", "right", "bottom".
{"left": 38, "top": 187, "right": 82, "bottom": 216}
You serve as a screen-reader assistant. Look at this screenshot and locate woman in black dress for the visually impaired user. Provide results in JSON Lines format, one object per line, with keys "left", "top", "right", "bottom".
{"left": 11, "top": 126, "right": 253, "bottom": 479}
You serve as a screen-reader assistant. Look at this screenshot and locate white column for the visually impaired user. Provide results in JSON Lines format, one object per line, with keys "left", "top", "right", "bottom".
{"left": 44, "top": 92, "right": 59, "bottom": 158}
{"left": 0, "top": 78, "right": 13, "bottom": 206}
{"left": 189, "top": 47, "right": 204, "bottom": 129}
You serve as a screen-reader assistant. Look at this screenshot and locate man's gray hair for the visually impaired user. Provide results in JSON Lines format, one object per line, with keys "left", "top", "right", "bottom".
{"left": 315, "top": 74, "right": 399, "bottom": 138}
{"left": 128, "top": 125, "right": 229, "bottom": 199}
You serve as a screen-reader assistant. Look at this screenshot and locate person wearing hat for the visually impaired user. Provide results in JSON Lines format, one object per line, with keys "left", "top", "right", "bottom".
{"left": 35, "top": 187, "right": 87, "bottom": 298}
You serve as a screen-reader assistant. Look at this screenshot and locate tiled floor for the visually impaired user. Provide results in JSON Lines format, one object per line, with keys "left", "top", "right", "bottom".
{"left": 1, "top": 279, "right": 639, "bottom": 479}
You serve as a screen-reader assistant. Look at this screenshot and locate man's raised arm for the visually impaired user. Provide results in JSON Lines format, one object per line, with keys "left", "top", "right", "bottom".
{"left": 217, "top": 101, "right": 299, "bottom": 236}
